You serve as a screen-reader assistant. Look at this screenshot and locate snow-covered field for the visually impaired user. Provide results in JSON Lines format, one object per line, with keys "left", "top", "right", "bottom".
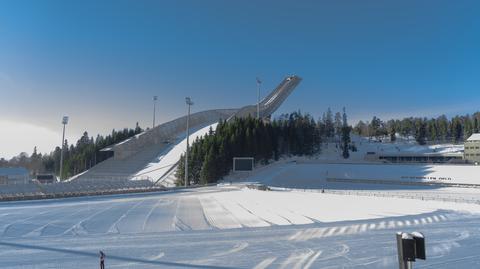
{"left": 2, "top": 184, "right": 480, "bottom": 268}
{"left": 237, "top": 161, "right": 480, "bottom": 189}
{"left": 3, "top": 135, "right": 480, "bottom": 268}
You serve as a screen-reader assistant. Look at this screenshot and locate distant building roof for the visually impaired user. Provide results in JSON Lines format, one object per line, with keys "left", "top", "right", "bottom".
{"left": 0, "top": 167, "right": 29, "bottom": 176}
{"left": 467, "top": 133, "right": 480, "bottom": 141}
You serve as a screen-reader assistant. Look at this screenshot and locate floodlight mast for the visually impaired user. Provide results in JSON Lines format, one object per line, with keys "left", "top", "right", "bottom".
{"left": 153, "top": 96, "right": 158, "bottom": 128}
{"left": 256, "top": 77, "right": 262, "bottom": 119}
{"left": 59, "top": 116, "right": 69, "bottom": 181}
{"left": 185, "top": 97, "right": 194, "bottom": 187}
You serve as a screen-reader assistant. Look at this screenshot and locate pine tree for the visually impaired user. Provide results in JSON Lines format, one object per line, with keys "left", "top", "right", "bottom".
{"left": 341, "top": 108, "right": 351, "bottom": 158}
{"left": 200, "top": 149, "right": 215, "bottom": 184}
{"left": 464, "top": 115, "right": 473, "bottom": 140}
{"left": 325, "top": 108, "right": 334, "bottom": 139}
{"left": 453, "top": 118, "right": 463, "bottom": 143}
{"left": 474, "top": 117, "right": 479, "bottom": 133}
{"left": 370, "top": 116, "right": 381, "bottom": 139}
{"left": 415, "top": 120, "right": 427, "bottom": 145}
{"left": 334, "top": 112, "right": 342, "bottom": 137}
{"left": 390, "top": 125, "right": 396, "bottom": 142}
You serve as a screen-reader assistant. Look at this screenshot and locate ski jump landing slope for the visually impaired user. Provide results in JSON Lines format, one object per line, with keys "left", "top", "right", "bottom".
{"left": 72, "top": 75, "right": 301, "bottom": 183}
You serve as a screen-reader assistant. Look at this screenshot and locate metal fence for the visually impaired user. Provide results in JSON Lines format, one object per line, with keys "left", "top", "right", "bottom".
{"left": 269, "top": 186, "right": 480, "bottom": 205}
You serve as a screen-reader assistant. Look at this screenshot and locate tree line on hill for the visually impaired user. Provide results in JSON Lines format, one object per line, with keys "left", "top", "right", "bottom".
{"left": 353, "top": 112, "right": 480, "bottom": 145}
{"left": 175, "top": 109, "right": 352, "bottom": 185}
{"left": 0, "top": 123, "right": 144, "bottom": 179}
{"left": 5, "top": 110, "right": 479, "bottom": 183}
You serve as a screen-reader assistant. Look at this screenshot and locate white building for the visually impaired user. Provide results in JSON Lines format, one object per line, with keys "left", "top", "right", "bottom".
{"left": 465, "top": 133, "right": 480, "bottom": 163}
{"left": 0, "top": 168, "right": 29, "bottom": 184}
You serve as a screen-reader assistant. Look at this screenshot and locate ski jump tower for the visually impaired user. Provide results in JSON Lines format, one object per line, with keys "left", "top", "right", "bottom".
{"left": 73, "top": 75, "right": 301, "bottom": 183}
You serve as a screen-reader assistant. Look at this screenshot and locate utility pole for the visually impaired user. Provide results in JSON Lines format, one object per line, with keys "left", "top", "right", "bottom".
{"left": 153, "top": 96, "right": 158, "bottom": 128}
{"left": 59, "top": 116, "right": 69, "bottom": 181}
{"left": 256, "top": 77, "right": 262, "bottom": 119}
{"left": 185, "top": 97, "right": 194, "bottom": 187}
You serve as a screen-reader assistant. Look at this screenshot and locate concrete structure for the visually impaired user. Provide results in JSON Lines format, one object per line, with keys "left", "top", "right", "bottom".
{"left": 73, "top": 75, "right": 301, "bottom": 183}
{"left": 364, "top": 147, "right": 464, "bottom": 164}
{"left": 0, "top": 167, "right": 29, "bottom": 184}
{"left": 232, "top": 76, "right": 301, "bottom": 119}
{"left": 464, "top": 133, "right": 480, "bottom": 163}
{"left": 376, "top": 152, "right": 463, "bottom": 163}
{"left": 105, "top": 109, "right": 237, "bottom": 160}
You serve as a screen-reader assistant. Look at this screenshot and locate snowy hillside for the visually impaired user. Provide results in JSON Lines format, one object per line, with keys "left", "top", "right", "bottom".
{"left": 315, "top": 134, "right": 464, "bottom": 162}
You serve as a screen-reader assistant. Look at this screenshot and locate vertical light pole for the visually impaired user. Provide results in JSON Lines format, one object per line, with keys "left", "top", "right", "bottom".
{"left": 185, "top": 97, "right": 194, "bottom": 187}
{"left": 153, "top": 95, "right": 158, "bottom": 128}
{"left": 59, "top": 116, "right": 69, "bottom": 181}
{"left": 256, "top": 77, "right": 262, "bottom": 119}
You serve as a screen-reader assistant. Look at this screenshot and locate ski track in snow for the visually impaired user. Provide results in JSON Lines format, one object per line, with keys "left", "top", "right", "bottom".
{"left": 1, "top": 184, "right": 480, "bottom": 268}
{"left": 107, "top": 200, "right": 145, "bottom": 234}
{"left": 279, "top": 249, "right": 315, "bottom": 269}
{"left": 253, "top": 257, "right": 277, "bottom": 269}
{"left": 212, "top": 242, "right": 249, "bottom": 257}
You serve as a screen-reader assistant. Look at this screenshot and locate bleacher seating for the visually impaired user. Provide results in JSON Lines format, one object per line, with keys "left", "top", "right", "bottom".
{"left": 73, "top": 143, "right": 168, "bottom": 181}
{"left": 0, "top": 179, "right": 156, "bottom": 201}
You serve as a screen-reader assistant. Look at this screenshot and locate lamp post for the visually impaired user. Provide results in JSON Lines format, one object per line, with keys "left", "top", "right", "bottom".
{"left": 153, "top": 96, "right": 158, "bottom": 128}
{"left": 185, "top": 97, "right": 194, "bottom": 187}
{"left": 59, "top": 116, "right": 69, "bottom": 181}
{"left": 256, "top": 77, "right": 262, "bottom": 119}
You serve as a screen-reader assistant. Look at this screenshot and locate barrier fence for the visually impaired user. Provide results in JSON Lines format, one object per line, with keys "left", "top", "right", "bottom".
{"left": 269, "top": 186, "right": 480, "bottom": 205}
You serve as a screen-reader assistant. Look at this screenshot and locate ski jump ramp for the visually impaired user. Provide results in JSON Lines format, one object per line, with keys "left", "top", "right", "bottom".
{"left": 72, "top": 75, "right": 301, "bottom": 184}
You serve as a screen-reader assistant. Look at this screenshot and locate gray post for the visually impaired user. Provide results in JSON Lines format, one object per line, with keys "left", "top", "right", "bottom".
{"left": 185, "top": 97, "right": 193, "bottom": 187}
{"left": 396, "top": 232, "right": 408, "bottom": 269}
{"left": 256, "top": 77, "right": 261, "bottom": 119}
{"left": 153, "top": 96, "right": 158, "bottom": 128}
{"left": 59, "top": 116, "right": 68, "bottom": 181}
{"left": 396, "top": 232, "right": 416, "bottom": 269}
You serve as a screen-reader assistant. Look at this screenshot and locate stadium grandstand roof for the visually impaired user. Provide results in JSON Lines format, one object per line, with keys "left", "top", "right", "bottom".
{"left": 467, "top": 133, "right": 480, "bottom": 141}
{"left": 0, "top": 167, "right": 29, "bottom": 176}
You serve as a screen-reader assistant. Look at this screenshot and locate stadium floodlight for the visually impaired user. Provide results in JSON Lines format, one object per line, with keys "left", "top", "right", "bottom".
{"left": 153, "top": 96, "right": 158, "bottom": 128}
{"left": 256, "top": 77, "right": 262, "bottom": 119}
{"left": 185, "top": 97, "right": 194, "bottom": 187}
{"left": 59, "top": 116, "right": 69, "bottom": 181}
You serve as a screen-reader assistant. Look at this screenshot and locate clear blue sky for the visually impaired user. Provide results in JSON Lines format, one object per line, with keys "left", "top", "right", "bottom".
{"left": 0, "top": 0, "right": 479, "bottom": 158}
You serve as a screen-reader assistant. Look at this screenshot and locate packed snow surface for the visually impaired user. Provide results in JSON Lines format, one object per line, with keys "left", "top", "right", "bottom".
{"left": 3, "top": 136, "right": 480, "bottom": 268}
{"left": 2, "top": 184, "right": 480, "bottom": 268}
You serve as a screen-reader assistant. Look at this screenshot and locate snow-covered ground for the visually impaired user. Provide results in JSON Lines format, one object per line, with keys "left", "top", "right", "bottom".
{"left": 235, "top": 161, "right": 480, "bottom": 188}
{"left": 3, "top": 136, "right": 479, "bottom": 268}
{"left": 2, "top": 184, "right": 480, "bottom": 268}
{"left": 316, "top": 135, "right": 464, "bottom": 162}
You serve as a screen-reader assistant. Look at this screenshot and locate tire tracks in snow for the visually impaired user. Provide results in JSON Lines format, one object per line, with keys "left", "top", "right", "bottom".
{"left": 63, "top": 203, "right": 118, "bottom": 236}
{"left": 253, "top": 257, "right": 277, "bottom": 269}
{"left": 107, "top": 200, "right": 146, "bottom": 234}
{"left": 24, "top": 205, "right": 92, "bottom": 237}
{"left": 212, "top": 242, "right": 249, "bottom": 257}
{"left": 279, "top": 249, "right": 315, "bottom": 269}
